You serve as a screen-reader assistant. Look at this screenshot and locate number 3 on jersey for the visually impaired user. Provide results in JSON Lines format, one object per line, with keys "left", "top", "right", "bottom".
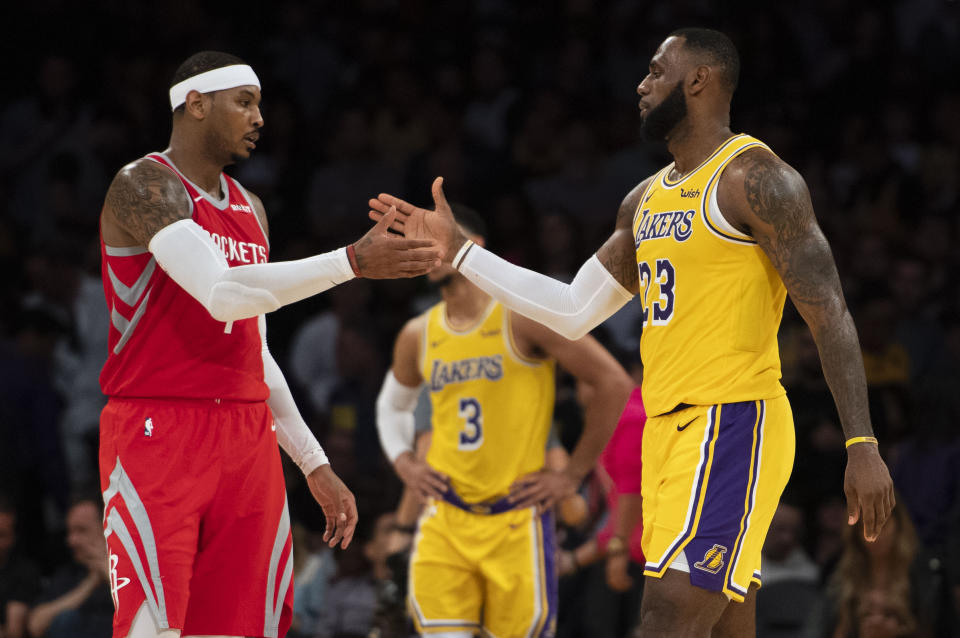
{"left": 458, "top": 397, "right": 484, "bottom": 451}
{"left": 639, "top": 258, "right": 676, "bottom": 326}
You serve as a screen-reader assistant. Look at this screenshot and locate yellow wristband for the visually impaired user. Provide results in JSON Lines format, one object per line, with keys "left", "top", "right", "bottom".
{"left": 845, "top": 436, "right": 878, "bottom": 448}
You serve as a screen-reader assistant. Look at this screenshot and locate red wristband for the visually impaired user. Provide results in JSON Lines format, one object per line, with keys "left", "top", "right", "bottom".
{"left": 346, "top": 244, "right": 362, "bottom": 278}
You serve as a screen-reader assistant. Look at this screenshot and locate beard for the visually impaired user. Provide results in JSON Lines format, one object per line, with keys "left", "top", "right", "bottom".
{"left": 428, "top": 273, "right": 455, "bottom": 290}
{"left": 640, "top": 80, "right": 687, "bottom": 143}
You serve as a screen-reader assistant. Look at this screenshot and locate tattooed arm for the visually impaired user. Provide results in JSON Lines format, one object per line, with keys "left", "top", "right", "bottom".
{"left": 719, "top": 148, "right": 894, "bottom": 541}
{"left": 101, "top": 159, "right": 192, "bottom": 247}
{"left": 595, "top": 177, "right": 651, "bottom": 295}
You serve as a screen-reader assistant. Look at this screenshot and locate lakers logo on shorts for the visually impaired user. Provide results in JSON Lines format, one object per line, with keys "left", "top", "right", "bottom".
{"left": 694, "top": 544, "right": 727, "bottom": 574}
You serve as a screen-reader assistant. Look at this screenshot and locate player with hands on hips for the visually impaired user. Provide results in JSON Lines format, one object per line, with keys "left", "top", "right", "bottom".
{"left": 376, "top": 205, "right": 633, "bottom": 637}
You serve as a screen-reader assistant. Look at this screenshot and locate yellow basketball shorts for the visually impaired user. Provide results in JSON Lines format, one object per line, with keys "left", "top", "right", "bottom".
{"left": 641, "top": 396, "right": 794, "bottom": 602}
{"left": 408, "top": 500, "right": 557, "bottom": 637}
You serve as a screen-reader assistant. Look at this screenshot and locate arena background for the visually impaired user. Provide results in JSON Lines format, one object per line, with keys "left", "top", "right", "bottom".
{"left": 1, "top": 1, "right": 958, "bottom": 636}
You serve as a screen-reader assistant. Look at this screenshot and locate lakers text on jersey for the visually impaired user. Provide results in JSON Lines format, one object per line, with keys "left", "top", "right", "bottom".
{"left": 410, "top": 301, "right": 558, "bottom": 636}
{"left": 633, "top": 134, "right": 787, "bottom": 418}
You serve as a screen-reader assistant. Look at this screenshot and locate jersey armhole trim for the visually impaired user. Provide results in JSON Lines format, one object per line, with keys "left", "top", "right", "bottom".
{"left": 700, "top": 143, "right": 767, "bottom": 245}
{"left": 419, "top": 310, "right": 431, "bottom": 380}
{"left": 144, "top": 153, "right": 195, "bottom": 218}
{"left": 104, "top": 245, "right": 149, "bottom": 257}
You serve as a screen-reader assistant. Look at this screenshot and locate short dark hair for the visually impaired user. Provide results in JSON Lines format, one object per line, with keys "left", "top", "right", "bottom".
{"left": 171, "top": 51, "right": 247, "bottom": 87}
{"left": 450, "top": 203, "right": 487, "bottom": 240}
{"left": 669, "top": 28, "right": 740, "bottom": 93}
{"left": 69, "top": 488, "right": 103, "bottom": 513}
{"left": 171, "top": 51, "right": 247, "bottom": 111}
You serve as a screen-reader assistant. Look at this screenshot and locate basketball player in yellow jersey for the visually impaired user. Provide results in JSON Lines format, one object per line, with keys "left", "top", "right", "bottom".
{"left": 370, "top": 27, "right": 895, "bottom": 638}
{"left": 376, "top": 207, "right": 633, "bottom": 637}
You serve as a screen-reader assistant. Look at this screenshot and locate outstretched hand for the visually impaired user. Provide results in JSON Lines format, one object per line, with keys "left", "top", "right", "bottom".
{"left": 352, "top": 206, "right": 443, "bottom": 278}
{"left": 369, "top": 177, "right": 467, "bottom": 264}
{"left": 306, "top": 464, "right": 358, "bottom": 549}
{"left": 844, "top": 443, "right": 895, "bottom": 542}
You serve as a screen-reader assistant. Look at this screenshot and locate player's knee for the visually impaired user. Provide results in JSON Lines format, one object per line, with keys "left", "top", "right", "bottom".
{"left": 125, "top": 601, "right": 182, "bottom": 638}
{"left": 638, "top": 573, "right": 725, "bottom": 637}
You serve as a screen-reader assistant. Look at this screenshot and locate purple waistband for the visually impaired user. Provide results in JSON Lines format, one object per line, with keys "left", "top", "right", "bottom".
{"left": 440, "top": 488, "right": 517, "bottom": 515}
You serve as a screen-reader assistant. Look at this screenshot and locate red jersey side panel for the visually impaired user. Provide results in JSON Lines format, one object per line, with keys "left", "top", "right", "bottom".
{"left": 99, "top": 152, "right": 270, "bottom": 401}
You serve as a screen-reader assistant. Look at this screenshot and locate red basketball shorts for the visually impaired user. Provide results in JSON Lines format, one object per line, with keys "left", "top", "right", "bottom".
{"left": 99, "top": 398, "right": 293, "bottom": 638}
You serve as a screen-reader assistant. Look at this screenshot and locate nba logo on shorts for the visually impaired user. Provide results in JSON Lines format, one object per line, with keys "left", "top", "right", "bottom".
{"left": 144, "top": 418, "right": 154, "bottom": 437}
{"left": 694, "top": 544, "right": 727, "bottom": 574}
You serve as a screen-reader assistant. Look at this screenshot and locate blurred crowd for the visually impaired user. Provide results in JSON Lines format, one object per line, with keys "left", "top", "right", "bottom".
{"left": 1, "top": 0, "right": 959, "bottom": 636}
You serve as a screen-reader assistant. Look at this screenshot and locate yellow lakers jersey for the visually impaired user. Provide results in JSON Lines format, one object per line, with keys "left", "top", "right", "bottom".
{"left": 421, "top": 301, "right": 556, "bottom": 502}
{"left": 633, "top": 134, "right": 787, "bottom": 417}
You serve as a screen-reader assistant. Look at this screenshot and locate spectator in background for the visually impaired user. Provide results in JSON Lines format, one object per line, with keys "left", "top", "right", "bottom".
{"left": 762, "top": 500, "right": 819, "bottom": 586}
{"left": 0, "top": 497, "right": 41, "bottom": 638}
{"left": 890, "top": 380, "right": 960, "bottom": 554}
{"left": 0, "top": 303, "right": 70, "bottom": 561}
{"left": 27, "top": 495, "right": 112, "bottom": 638}
{"left": 558, "top": 387, "right": 646, "bottom": 638}
{"left": 287, "top": 281, "right": 374, "bottom": 421}
{"left": 289, "top": 523, "right": 338, "bottom": 638}
{"left": 757, "top": 499, "right": 820, "bottom": 638}
{"left": 305, "top": 107, "right": 403, "bottom": 239}
{"left": 315, "top": 512, "right": 396, "bottom": 638}
{"left": 809, "top": 499, "right": 953, "bottom": 638}
{"left": 23, "top": 235, "right": 109, "bottom": 492}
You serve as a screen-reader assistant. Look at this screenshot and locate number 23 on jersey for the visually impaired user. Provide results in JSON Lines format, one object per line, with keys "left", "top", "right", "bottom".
{"left": 639, "top": 258, "right": 676, "bottom": 326}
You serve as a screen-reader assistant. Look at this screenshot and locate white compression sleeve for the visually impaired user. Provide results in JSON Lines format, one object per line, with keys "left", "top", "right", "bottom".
{"left": 375, "top": 371, "right": 421, "bottom": 464}
{"left": 457, "top": 248, "right": 634, "bottom": 340}
{"left": 260, "top": 316, "right": 329, "bottom": 475}
{"left": 148, "top": 219, "right": 355, "bottom": 323}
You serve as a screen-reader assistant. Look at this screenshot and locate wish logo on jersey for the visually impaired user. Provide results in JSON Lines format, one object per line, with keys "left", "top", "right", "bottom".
{"left": 634, "top": 209, "right": 695, "bottom": 247}
{"left": 429, "top": 355, "right": 503, "bottom": 391}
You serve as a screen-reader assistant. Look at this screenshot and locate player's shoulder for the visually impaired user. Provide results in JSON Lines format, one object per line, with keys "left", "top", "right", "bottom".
{"left": 615, "top": 173, "right": 659, "bottom": 229}
{"left": 392, "top": 310, "right": 431, "bottom": 369}
{"left": 103, "top": 156, "right": 191, "bottom": 223}
{"left": 718, "top": 145, "right": 812, "bottom": 228}
{"left": 398, "top": 310, "right": 430, "bottom": 343}
{"left": 721, "top": 146, "right": 805, "bottom": 195}
{"left": 110, "top": 156, "right": 179, "bottom": 189}
{"left": 621, "top": 173, "right": 659, "bottom": 208}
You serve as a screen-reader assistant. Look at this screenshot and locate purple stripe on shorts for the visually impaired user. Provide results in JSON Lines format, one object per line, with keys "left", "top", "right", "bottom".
{"left": 683, "top": 401, "right": 760, "bottom": 594}
{"left": 725, "top": 401, "right": 765, "bottom": 595}
{"left": 538, "top": 510, "right": 557, "bottom": 638}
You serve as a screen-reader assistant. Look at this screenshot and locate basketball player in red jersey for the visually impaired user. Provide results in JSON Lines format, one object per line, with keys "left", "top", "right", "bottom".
{"left": 97, "top": 52, "right": 441, "bottom": 638}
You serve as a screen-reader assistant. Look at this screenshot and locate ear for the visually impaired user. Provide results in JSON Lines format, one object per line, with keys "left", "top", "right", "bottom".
{"left": 183, "top": 90, "right": 207, "bottom": 120}
{"left": 688, "top": 65, "right": 711, "bottom": 96}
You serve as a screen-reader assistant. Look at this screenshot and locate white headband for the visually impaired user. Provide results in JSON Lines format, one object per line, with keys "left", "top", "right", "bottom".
{"left": 169, "top": 64, "right": 261, "bottom": 111}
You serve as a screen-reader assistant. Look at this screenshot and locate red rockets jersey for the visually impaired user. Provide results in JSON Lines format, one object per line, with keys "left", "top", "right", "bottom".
{"left": 99, "top": 152, "right": 270, "bottom": 401}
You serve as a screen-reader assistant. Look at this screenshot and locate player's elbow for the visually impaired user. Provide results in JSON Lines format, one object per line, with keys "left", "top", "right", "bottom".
{"left": 556, "top": 318, "right": 593, "bottom": 341}
{"left": 206, "top": 281, "right": 281, "bottom": 322}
